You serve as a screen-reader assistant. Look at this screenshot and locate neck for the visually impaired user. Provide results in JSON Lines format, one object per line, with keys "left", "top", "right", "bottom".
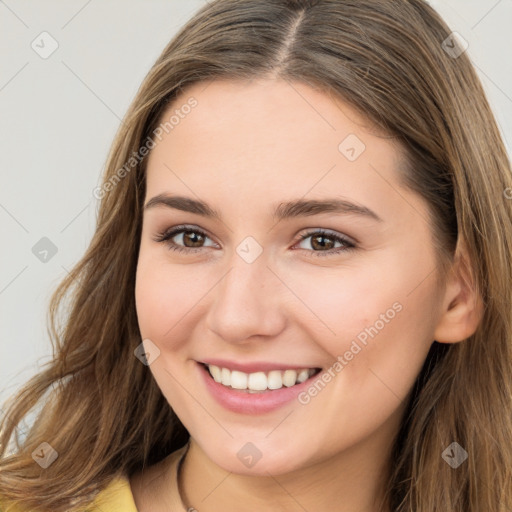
{"left": 178, "top": 428, "right": 395, "bottom": 512}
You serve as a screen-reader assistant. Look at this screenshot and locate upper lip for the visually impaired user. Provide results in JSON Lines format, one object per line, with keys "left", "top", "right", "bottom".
{"left": 199, "top": 359, "right": 322, "bottom": 374}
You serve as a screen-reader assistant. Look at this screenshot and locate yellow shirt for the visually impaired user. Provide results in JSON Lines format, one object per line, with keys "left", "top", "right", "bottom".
{"left": 1, "top": 444, "right": 189, "bottom": 512}
{"left": 89, "top": 475, "right": 139, "bottom": 511}
{"left": 0, "top": 477, "right": 136, "bottom": 512}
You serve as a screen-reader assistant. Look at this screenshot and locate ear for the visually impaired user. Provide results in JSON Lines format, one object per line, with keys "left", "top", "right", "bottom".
{"left": 433, "top": 240, "right": 484, "bottom": 344}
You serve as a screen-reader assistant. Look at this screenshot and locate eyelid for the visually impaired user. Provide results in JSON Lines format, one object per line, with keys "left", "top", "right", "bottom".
{"left": 153, "top": 224, "right": 217, "bottom": 247}
{"left": 296, "top": 228, "right": 356, "bottom": 246}
{"left": 293, "top": 228, "right": 356, "bottom": 257}
{"left": 153, "top": 224, "right": 356, "bottom": 256}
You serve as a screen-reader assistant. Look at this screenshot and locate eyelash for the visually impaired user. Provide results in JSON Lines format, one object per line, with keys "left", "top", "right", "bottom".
{"left": 153, "top": 225, "right": 356, "bottom": 258}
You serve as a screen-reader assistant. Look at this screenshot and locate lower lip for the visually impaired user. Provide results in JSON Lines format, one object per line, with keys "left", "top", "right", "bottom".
{"left": 197, "top": 362, "right": 320, "bottom": 415}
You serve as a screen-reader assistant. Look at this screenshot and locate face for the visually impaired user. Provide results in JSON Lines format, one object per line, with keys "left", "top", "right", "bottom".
{"left": 135, "top": 78, "right": 446, "bottom": 476}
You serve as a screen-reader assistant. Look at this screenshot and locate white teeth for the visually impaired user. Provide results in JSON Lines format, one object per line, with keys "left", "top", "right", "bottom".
{"left": 248, "top": 372, "right": 268, "bottom": 391}
{"left": 209, "top": 365, "right": 222, "bottom": 383}
{"left": 221, "top": 367, "right": 231, "bottom": 386}
{"left": 267, "top": 370, "right": 283, "bottom": 390}
{"left": 282, "top": 369, "right": 297, "bottom": 387}
{"left": 230, "top": 370, "right": 248, "bottom": 390}
{"left": 206, "top": 364, "right": 318, "bottom": 391}
{"left": 296, "top": 369, "right": 309, "bottom": 383}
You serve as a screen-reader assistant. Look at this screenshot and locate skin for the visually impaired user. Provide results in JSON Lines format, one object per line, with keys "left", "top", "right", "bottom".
{"left": 130, "top": 78, "right": 482, "bottom": 511}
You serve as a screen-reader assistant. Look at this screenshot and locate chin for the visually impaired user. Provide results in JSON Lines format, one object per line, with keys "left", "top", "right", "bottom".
{"left": 204, "top": 440, "right": 310, "bottom": 477}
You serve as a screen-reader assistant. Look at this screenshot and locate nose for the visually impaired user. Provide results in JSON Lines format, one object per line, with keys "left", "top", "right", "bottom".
{"left": 205, "top": 254, "right": 287, "bottom": 344}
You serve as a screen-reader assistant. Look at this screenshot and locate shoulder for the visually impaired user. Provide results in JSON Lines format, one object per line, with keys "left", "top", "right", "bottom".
{"left": 90, "top": 475, "right": 139, "bottom": 511}
{"left": 0, "top": 475, "right": 136, "bottom": 512}
{"left": 0, "top": 444, "right": 189, "bottom": 512}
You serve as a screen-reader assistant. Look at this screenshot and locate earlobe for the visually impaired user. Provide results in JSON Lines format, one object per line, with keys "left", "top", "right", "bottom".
{"left": 433, "top": 241, "right": 484, "bottom": 344}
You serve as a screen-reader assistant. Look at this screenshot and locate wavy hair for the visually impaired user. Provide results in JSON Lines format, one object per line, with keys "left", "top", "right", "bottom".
{"left": 1, "top": 1, "right": 511, "bottom": 510}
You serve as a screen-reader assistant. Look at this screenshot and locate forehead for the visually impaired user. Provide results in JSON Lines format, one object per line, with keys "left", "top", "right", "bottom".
{"left": 144, "top": 78, "right": 411, "bottom": 222}
{"left": 152, "top": 77, "right": 392, "bottom": 155}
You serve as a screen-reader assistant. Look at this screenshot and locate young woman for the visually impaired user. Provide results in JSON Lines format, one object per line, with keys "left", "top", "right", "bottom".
{"left": 1, "top": 0, "right": 511, "bottom": 511}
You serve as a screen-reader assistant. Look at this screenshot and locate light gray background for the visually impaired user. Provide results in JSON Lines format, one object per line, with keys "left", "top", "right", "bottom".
{"left": 1, "top": 0, "right": 511, "bottom": 408}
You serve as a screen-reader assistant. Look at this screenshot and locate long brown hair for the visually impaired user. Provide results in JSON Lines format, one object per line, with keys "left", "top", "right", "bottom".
{"left": 1, "top": 1, "right": 511, "bottom": 510}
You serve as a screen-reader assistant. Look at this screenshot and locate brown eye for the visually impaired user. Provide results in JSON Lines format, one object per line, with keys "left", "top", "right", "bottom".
{"left": 154, "top": 225, "right": 217, "bottom": 254}
{"left": 310, "top": 234, "right": 336, "bottom": 251}
{"left": 296, "top": 229, "right": 356, "bottom": 257}
{"left": 181, "top": 231, "right": 205, "bottom": 248}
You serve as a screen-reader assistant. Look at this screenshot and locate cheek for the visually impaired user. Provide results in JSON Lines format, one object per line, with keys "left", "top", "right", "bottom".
{"left": 283, "top": 267, "right": 438, "bottom": 452}
{"left": 275, "top": 251, "right": 440, "bottom": 388}
{"left": 134, "top": 246, "right": 213, "bottom": 348}
{"left": 134, "top": 252, "right": 206, "bottom": 402}
{"left": 272, "top": 255, "right": 411, "bottom": 346}
{"left": 135, "top": 245, "right": 174, "bottom": 332}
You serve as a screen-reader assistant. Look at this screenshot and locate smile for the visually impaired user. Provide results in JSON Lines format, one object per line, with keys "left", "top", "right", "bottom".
{"left": 205, "top": 363, "right": 321, "bottom": 393}
{"left": 197, "top": 361, "right": 323, "bottom": 414}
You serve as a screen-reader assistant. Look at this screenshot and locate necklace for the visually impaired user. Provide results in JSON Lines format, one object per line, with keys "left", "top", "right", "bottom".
{"left": 176, "top": 440, "right": 192, "bottom": 511}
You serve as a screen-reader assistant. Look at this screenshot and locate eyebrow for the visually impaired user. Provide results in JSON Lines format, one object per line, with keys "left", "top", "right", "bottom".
{"left": 143, "top": 194, "right": 383, "bottom": 223}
